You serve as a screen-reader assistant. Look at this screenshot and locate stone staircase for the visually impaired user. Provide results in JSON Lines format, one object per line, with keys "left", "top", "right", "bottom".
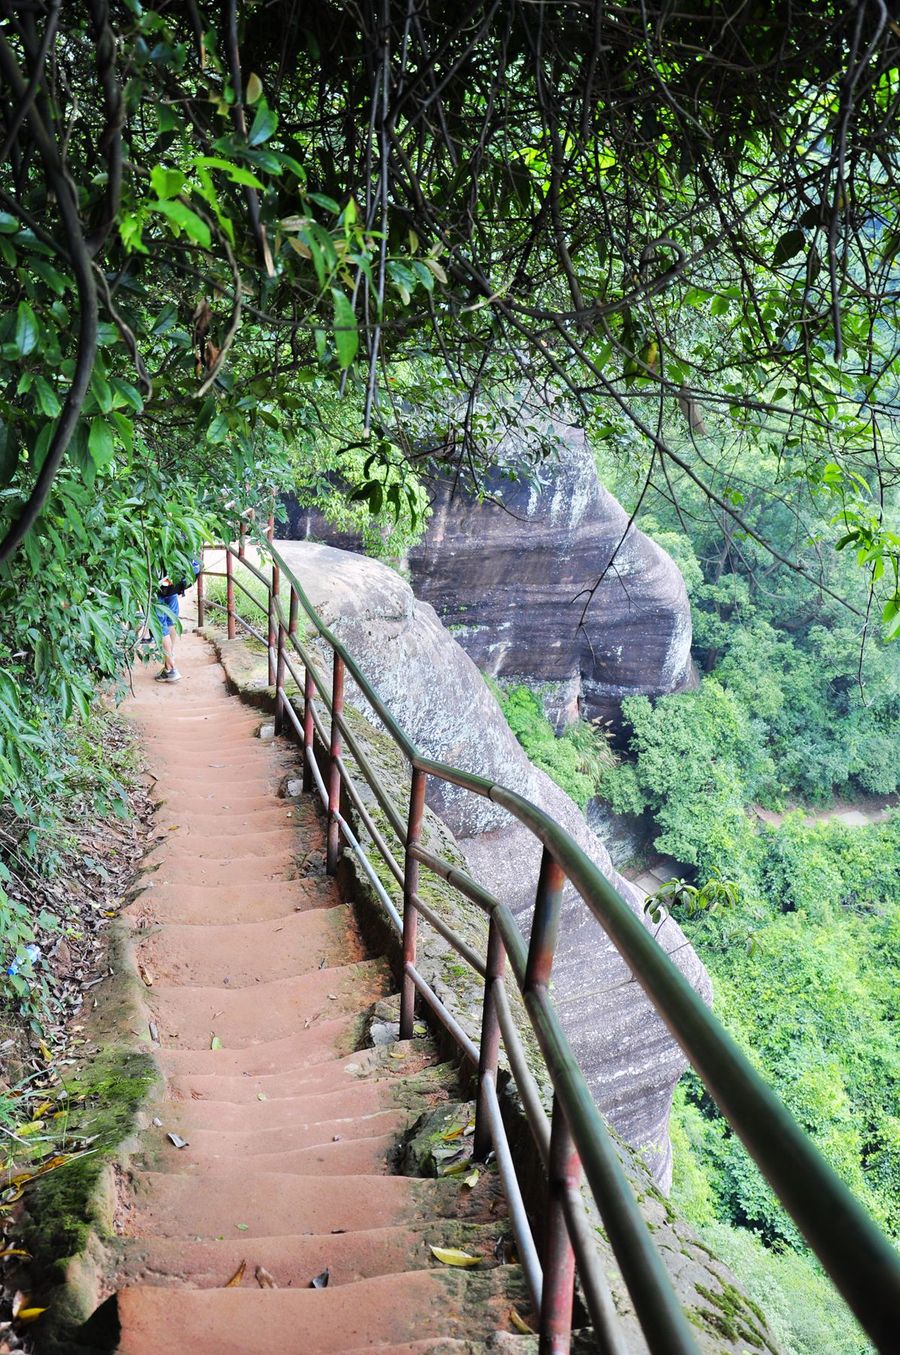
{"left": 93, "top": 631, "right": 527, "bottom": 1354}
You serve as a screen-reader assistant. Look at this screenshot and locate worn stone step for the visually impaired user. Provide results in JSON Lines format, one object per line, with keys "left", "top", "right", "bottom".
{"left": 152, "top": 806, "right": 303, "bottom": 835}
{"left": 146, "top": 826, "right": 304, "bottom": 864}
{"left": 164, "top": 1078, "right": 414, "bottom": 1135}
{"left": 131, "top": 878, "right": 335, "bottom": 924}
{"left": 147, "top": 856, "right": 304, "bottom": 890}
{"left": 153, "top": 1017, "right": 370, "bottom": 1077}
{"left": 122, "top": 1221, "right": 508, "bottom": 1289}
{"left": 146, "top": 958, "right": 391, "bottom": 1048}
{"left": 134, "top": 907, "right": 359, "bottom": 987}
{"left": 126, "top": 1170, "right": 465, "bottom": 1238}
{"left": 163, "top": 1040, "right": 434, "bottom": 1102}
{"left": 113, "top": 1269, "right": 524, "bottom": 1355}
{"left": 157, "top": 1108, "right": 413, "bottom": 1159}
{"left": 143, "top": 1130, "right": 401, "bottom": 1177}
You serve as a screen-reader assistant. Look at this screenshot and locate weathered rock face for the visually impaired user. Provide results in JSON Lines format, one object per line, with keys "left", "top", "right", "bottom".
{"left": 410, "top": 428, "right": 694, "bottom": 728}
{"left": 278, "top": 540, "right": 711, "bottom": 1188}
{"left": 281, "top": 425, "right": 695, "bottom": 729}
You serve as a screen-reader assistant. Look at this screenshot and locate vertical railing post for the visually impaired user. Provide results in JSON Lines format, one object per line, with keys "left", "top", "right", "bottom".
{"left": 225, "top": 546, "right": 236, "bottom": 640}
{"left": 196, "top": 552, "right": 205, "bottom": 628}
{"left": 539, "top": 1098, "right": 580, "bottom": 1355}
{"left": 525, "top": 846, "right": 576, "bottom": 1353}
{"left": 326, "top": 655, "right": 345, "bottom": 874}
{"left": 399, "top": 767, "right": 427, "bottom": 1040}
{"left": 238, "top": 522, "right": 246, "bottom": 559}
{"left": 268, "top": 559, "right": 279, "bottom": 688}
{"left": 276, "top": 586, "right": 298, "bottom": 740}
{"left": 473, "top": 916, "right": 506, "bottom": 1161}
{"left": 525, "top": 846, "right": 566, "bottom": 991}
{"left": 302, "top": 665, "right": 315, "bottom": 792}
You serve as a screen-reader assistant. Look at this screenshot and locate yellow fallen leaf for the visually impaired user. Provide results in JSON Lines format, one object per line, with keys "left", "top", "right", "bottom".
{"left": 510, "top": 1307, "right": 535, "bottom": 1335}
{"left": 16, "top": 1307, "right": 47, "bottom": 1325}
{"left": 18, "top": 1121, "right": 45, "bottom": 1136}
{"left": 429, "top": 1246, "right": 481, "bottom": 1268}
{"left": 38, "top": 1042, "right": 52, "bottom": 1062}
{"left": 139, "top": 965, "right": 154, "bottom": 988}
{"left": 225, "top": 1259, "right": 246, "bottom": 1287}
{"left": 440, "top": 1125, "right": 466, "bottom": 1141}
{"left": 32, "top": 1100, "right": 54, "bottom": 1118}
{"left": 0, "top": 1248, "right": 31, "bottom": 1259}
{"left": 461, "top": 1170, "right": 480, "bottom": 1189}
{"left": 210, "top": 1035, "right": 222, "bottom": 1050}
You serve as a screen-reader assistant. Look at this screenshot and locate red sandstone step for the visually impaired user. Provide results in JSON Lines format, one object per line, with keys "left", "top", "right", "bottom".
{"left": 146, "top": 826, "right": 304, "bottom": 863}
{"left": 148, "top": 857, "right": 303, "bottom": 890}
{"left": 151, "top": 792, "right": 303, "bottom": 816}
{"left": 154, "top": 806, "right": 303, "bottom": 834}
{"left": 165, "top": 1079, "right": 402, "bottom": 1134}
{"left": 146, "top": 1130, "right": 400, "bottom": 1177}
{"left": 134, "top": 908, "right": 358, "bottom": 987}
{"left": 130, "top": 877, "right": 337, "bottom": 924}
{"left": 154, "top": 1018, "right": 368, "bottom": 1077}
{"left": 155, "top": 1109, "right": 412, "bottom": 1159}
{"left": 122, "top": 1221, "right": 501, "bottom": 1289}
{"left": 114, "top": 1269, "right": 520, "bottom": 1355}
{"left": 146, "top": 958, "right": 390, "bottom": 1047}
{"left": 126, "top": 1171, "right": 463, "bottom": 1239}
{"left": 163, "top": 1041, "right": 432, "bottom": 1103}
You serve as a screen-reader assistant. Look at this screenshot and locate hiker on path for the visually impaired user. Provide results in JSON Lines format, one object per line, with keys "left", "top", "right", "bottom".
{"left": 155, "top": 573, "right": 183, "bottom": 683}
{"left": 155, "top": 558, "right": 200, "bottom": 684}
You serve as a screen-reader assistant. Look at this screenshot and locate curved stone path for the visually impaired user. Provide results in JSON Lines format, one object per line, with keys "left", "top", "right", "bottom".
{"left": 99, "top": 628, "right": 523, "bottom": 1354}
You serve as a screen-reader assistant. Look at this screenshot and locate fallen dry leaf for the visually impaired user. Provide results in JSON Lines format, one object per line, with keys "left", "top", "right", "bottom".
{"left": 510, "top": 1307, "right": 536, "bottom": 1335}
{"left": 429, "top": 1246, "right": 481, "bottom": 1268}
{"left": 256, "top": 1265, "right": 278, "bottom": 1289}
{"left": 225, "top": 1260, "right": 246, "bottom": 1288}
{"left": 166, "top": 1132, "right": 189, "bottom": 1150}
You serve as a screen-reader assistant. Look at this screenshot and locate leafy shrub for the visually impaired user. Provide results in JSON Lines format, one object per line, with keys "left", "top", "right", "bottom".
{"left": 488, "top": 681, "right": 615, "bottom": 807}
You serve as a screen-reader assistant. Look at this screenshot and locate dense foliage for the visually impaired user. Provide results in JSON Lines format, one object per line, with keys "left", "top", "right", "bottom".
{"left": 0, "top": 13, "right": 898, "bottom": 1346}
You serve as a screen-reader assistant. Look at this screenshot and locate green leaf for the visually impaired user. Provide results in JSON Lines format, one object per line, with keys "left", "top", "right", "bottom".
{"left": 331, "top": 288, "right": 358, "bottom": 368}
{"left": 33, "top": 375, "right": 61, "bottom": 418}
{"left": 88, "top": 418, "right": 115, "bottom": 468}
{"left": 150, "top": 165, "right": 188, "bottom": 200}
{"left": 194, "top": 156, "right": 264, "bottom": 188}
{"left": 15, "top": 301, "right": 39, "bottom": 356}
{"left": 151, "top": 200, "right": 212, "bottom": 248}
{"left": 773, "top": 229, "right": 805, "bottom": 266}
{"left": 245, "top": 73, "right": 263, "bottom": 105}
{"left": 248, "top": 101, "right": 278, "bottom": 147}
{"left": 90, "top": 372, "right": 114, "bottom": 414}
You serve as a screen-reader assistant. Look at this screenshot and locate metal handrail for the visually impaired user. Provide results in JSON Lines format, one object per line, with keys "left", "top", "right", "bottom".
{"left": 198, "top": 539, "right": 900, "bottom": 1354}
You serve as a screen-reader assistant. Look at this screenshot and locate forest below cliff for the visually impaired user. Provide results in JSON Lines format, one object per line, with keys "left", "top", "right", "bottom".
{"left": 488, "top": 430, "right": 899, "bottom": 1354}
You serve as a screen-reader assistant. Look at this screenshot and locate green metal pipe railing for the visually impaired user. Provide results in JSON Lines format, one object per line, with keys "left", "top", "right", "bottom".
{"left": 199, "top": 539, "right": 900, "bottom": 1354}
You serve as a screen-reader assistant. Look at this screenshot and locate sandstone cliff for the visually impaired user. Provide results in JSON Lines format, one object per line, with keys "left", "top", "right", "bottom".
{"left": 281, "top": 424, "right": 695, "bottom": 730}
{"left": 277, "top": 540, "right": 711, "bottom": 1188}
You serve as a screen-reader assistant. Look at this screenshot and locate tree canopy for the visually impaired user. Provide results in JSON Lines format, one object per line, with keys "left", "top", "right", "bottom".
{"left": 1, "top": 1, "right": 899, "bottom": 800}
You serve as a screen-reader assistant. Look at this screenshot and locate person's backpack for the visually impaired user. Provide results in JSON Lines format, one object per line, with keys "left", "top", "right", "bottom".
{"left": 158, "top": 559, "right": 200, "bottom": 600}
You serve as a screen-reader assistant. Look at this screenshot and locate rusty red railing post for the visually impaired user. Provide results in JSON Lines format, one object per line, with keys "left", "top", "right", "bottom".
{"left": 225, "top": 545, "right": 236, "bottom": 640}
{"left": 399, "top": 767, "right": 427, "bottom": 1040}
{"left": 540, "top": 1098, "right": 581, "bottom": 1355}
{"left": 326, "top": 654, "right": 345, "bottom": 874}
{"left": 268, "top": 559, "right": 279, "bottom": 687}
{"left": 302, "top": 664, "right": 315, "bottom": 792}
{"left": 473, "top": 916, "right": 506, "bottom": 1161}
{"left": 196, "top": 553, "right": 205, "bottom": 628}
{"left": 276, "top": 586, "right": 298, "bottom": 741}
{"left": 525, "top": 846, "right": 576, "bottom": 1353}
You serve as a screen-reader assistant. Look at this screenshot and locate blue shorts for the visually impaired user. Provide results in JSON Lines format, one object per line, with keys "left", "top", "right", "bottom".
{"left": 156, "top": 592, "right": 180, "bottom": 635}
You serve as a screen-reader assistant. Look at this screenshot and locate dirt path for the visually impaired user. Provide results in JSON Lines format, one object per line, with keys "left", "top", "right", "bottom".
{"left": 97, "top": 629, "right": 521, "bottom": 1354}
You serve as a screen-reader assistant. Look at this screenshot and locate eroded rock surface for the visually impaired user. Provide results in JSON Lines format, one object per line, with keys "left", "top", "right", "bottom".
{"left": 278, "top": 540, "right": 711, "bottom": 1187}
{"left": 281, "top": 425, "right": 695, "bottom": 729}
